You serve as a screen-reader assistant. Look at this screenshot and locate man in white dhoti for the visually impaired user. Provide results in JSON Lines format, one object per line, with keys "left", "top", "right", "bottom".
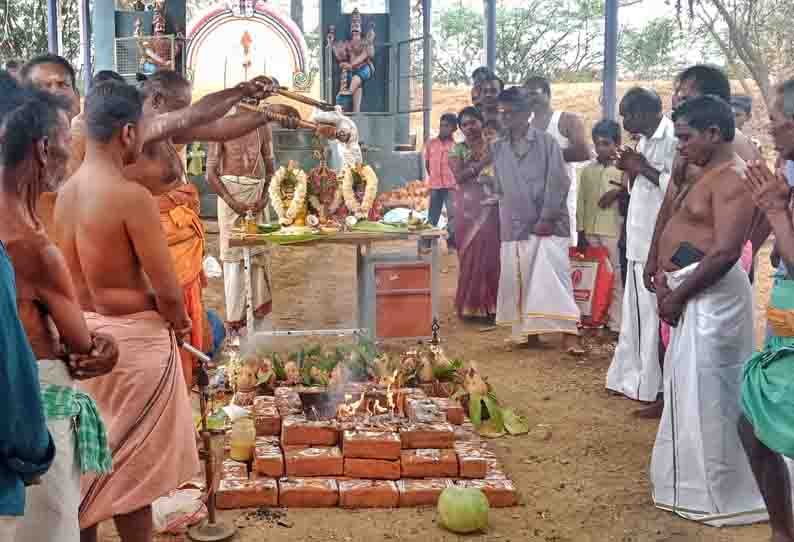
{"left": 207, "top": 108, "right": 275, "bottom": 334}
{"left": 525, "top": 76, "right": 592, "bottom": 246}
{"left": 649, "top": 95, "right": 765, "bottom": 526}
{"left": 606, "top": 88, "right": 676, "bottom": 403}
{"left": 492, "top": 86, "right": 580, "bottom": 350}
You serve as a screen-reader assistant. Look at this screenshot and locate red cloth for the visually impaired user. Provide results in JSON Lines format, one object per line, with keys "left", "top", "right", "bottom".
{"left": 425, "top": 138, "right": 457, "bottom": 189}
{"left": 454, "top": 182, "right": 500, "bottom": 318}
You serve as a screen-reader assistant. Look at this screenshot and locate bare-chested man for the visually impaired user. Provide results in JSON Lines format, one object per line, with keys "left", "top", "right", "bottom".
{"left": 648, "top": 95, "right": 766, "bottom": 526}
{"left": 207, "top": 106, "right": 275, "bottom": 334}
{"left": 739, "top": 78, "right": 794, "bottom": 542}
{"left": 0, "top": 75, "right": 118, "bottom": 542}
{"left": 53, "top": 80, "right": 196, "bottom": 542}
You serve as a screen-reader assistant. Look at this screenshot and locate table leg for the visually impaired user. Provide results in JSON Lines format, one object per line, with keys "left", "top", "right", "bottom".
{"left": 356, "top": 243, "right": 370, "bottom": 341}
{"left": 243, "top": 246, "right": 255, "bottom": 337}
{"left": 431, "top": 237, "right": 439, "bottom": 323}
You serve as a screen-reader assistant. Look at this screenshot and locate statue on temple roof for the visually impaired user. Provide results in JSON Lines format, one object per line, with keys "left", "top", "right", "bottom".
{"left": 135, "top": 2, "right": 174, "bottom": 75}
{"left": 326, "top": 8, "right": 375, "bottom": 113}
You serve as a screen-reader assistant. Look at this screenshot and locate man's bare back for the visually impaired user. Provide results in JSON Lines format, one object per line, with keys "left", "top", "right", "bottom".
{"left": 657, "top": 158, "right": 749, "bottom": 272}
{"left": 55, "top": 164, "right": 163, "bottom": 316}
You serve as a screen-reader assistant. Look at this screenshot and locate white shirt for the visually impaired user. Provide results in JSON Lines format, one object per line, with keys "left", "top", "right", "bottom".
{"left": 626, "top": 115, "right": 677, "bottom": 263}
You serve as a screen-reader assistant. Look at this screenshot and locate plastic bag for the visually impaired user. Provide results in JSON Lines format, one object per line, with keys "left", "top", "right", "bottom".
{"left": 569, "top": 247, "right": 614, "bottom": 328}
{"left": 152, "top": 488, "right": 207, "bottom": 534}
{"left": 203, "top": 255, "right": 223, "bottom": 279}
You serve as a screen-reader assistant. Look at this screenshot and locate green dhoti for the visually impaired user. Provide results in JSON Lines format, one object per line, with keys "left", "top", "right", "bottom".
{"left": 742, "top": 277, "right": 794, "bottom": 457}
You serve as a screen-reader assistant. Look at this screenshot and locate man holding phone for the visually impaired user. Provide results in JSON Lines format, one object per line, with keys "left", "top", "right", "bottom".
{"left": 648, "top": 95, "right": 764, "bottom": 525}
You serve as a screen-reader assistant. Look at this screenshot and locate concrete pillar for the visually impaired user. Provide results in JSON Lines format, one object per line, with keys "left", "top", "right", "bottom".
{"left": 79, "top": 0, "right": 92, "bottom": 89}
{"left": 93, "top": 0, "right": 116, "bottom": 73}
{"left": 47, "top": 0, "right": 59, "bottom": 54}
{"left": 422, "top": 0, "right": 432, "bottom": 144}
{"left": 603, "top": 0, "right": 619, "bottom": 120}
{"left": 484, "top": 0, "right": 496, "bottom": 72}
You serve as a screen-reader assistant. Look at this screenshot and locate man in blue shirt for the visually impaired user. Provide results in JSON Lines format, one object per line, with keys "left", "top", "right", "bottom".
{"left": 0, "top": 242, "right": 54, "bottom": 532}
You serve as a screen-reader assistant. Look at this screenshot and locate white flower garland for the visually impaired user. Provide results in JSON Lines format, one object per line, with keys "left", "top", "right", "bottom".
{"left": 341, "top": 164, "right": 378, "bottom": 219}
{"left": 269, "top": 165, "right": 308, "bottom": 226}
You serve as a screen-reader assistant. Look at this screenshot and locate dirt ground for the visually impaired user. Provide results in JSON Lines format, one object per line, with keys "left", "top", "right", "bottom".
{"left": 93, "top": 229, "right": 777, "bottom": 542}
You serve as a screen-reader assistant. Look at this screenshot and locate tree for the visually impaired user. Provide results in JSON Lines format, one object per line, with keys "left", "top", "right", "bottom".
{"left": 0, "top": 0, "right": 80, "bottom": 67}
{"left": 682, "top": 0, "right": 794, "bottom": 104}
{"left": 618, "top": 17, "right": 684, "bottom": 79}
{"left": 432, "top": 1, "right": 605, "bottom": 86}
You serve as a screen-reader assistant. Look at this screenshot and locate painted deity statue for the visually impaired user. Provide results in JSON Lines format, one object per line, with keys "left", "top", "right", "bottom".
{"left": 326, "top": 8, "right": 375, "bottom": 113}
{"left": 136, "top": 1, "right": 174, "bottom": 75}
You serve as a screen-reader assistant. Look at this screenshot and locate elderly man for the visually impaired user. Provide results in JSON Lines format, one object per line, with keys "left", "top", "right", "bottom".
{"left": 492, "top": 86, "right": 580, "bottom": 350}
{"left": 606, "top": 88, "right": 676, "bottom": 404}
{"left": 0, "top": 71, "right": 55, "bottom": 542}
{"left": 525, "top": 75, "right": 591, "bottom": 245}
{"left": 740, "top": 79, "right": 794, "bottom": 542}
{"left": 649, "top": 95, "right": 765, "bottom": 526}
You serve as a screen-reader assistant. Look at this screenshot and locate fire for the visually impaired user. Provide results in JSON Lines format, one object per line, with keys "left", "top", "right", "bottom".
{"left": 385, "top": 369, "right": 398, "bottom": 415}
{"left": 337, "top": 391, "right": 366, "bottom": 418}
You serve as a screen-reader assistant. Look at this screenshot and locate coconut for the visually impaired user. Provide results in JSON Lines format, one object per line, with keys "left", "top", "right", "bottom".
{"left": 437, "top": 487, "right": 490, "bottom": 534}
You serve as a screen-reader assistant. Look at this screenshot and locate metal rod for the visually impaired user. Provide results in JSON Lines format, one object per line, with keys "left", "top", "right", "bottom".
{"left": 422, "top": 0, "right": 432, "bottom": 144}
{"left": 47, "top": 0, "right": 59, "bottom": 54}
{"left": 484, "top": 0, "right": 496, "bottom": 71}
{"left": 248, "top": 328, "right": 367, "bottom": 338}
{"left": 275, "top": 87, "right": 335, "bottom": 111}
{"left": 603, "top": 0, "right": 619, "bottom": 120}
{"left": 182, "top": 342, "right": 212, "bottom": 364}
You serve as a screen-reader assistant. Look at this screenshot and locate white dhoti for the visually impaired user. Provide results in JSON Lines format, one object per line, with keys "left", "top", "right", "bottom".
{"left": 15, "top": 360, "right": 80, "bottom": 542}
{"left": 496, "top": 236, "right": 580, "bottom": 341}
{"left": 606, "top": 260, "right": 661, "bottom": 401}
{"left": 650, "top": 263, "right": 766, "bottom": 526}
{"left": 218, "top": 175, "right": 272, "bottom": 327}
{"left": 567, "top": 173, "right": 578, "bottom": 246}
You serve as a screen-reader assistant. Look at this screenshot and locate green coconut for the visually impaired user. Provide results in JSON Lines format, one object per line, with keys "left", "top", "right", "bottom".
{"left": 437, "top": 487, "right": 490, "bottom": 534}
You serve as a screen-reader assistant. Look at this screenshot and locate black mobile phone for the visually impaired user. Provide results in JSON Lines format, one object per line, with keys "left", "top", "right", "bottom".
{"left": 670, "top": 242, "right": 705, "bottom": 268}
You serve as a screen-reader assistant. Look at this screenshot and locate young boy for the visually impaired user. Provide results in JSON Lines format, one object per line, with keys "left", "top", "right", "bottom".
{"left": 576, "top": 119, "right": 626, "bottom": 334}
{"left": 424, "top": 113, "right": 458, "bottom": 249}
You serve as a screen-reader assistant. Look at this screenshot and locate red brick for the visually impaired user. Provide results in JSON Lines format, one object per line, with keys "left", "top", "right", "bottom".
{"left": 253, "top": 398, "right": 282, "bottom": 436}
{"left": 284, "top": 446, "right": 343, "bottom": 477}
{"left": 216, "top": 478, "right": 278, "bottom": 509}
{"left": 278, "top": 478, "right": 339, "bottom": 507}
{"left": 401, "top": 449, "right": 459, "bottom": 478}
{"left": 253, "top": 437, "right": 284, "bottom": 478}
{"left": 406, "top": 398, "right": 446, "bottom": 424}
{"left": 454, "top": 442, "right": 495, "bottom": 479}
{"left": 342, "top": 430, "right": 401, "bottom": 460}
{"left": 397, "top": 478, "right": 453, "bottom": 507}
{"left": 339, "top": 480, "right": 399, "bottom": 508}
{"left": 432, "top": 398, "right": 465, "bottom": 425}
{"left": 457, "top": 479, "right": 519, "bottom": 507}
{"left": 281, "top": 415, "right": 339, "bottom": 446}
{"left": 344, "top": 458, "right": 401, "bottom": 480}
{"left": 221, "top": 459, "right": 248, "bottom": 481}
{"left": 400, "top": 422, "right": 455, "bottom": 449}
{"left": 453, "top": 422, "right": 481, "bottom": 442}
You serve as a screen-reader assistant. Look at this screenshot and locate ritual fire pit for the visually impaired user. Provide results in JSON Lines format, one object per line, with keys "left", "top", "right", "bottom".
{"left": 216, "top": 384, "right": 519, "bottom": 510}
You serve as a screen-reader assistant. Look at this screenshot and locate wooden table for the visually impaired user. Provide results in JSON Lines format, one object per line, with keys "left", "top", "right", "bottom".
{"left": 229, "top": 229, "right": 445, "bottom": 340}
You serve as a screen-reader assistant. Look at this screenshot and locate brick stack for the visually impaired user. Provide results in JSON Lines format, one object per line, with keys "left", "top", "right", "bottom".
{"left": 215, "top": 386, "right": 519, "bottom": 509}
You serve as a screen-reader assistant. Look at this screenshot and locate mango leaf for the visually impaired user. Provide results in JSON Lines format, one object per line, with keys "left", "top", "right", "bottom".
{"left": 477, "top": 418, "right": 506, "bottom": 438}
{"left": 502, "top": 409, "right": 530, "bottom": 435}
{"left": 257, "top": 369, "right": 275, "bottom": 386}
{"left": 469, "top": 392, "right": 483, "bottom": 426}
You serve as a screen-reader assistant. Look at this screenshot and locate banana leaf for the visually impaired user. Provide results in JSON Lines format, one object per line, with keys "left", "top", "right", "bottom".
{"left": 261, "top": 232, "right": 325, "bottom": 245}
{"left": 482, "top": 394, "right": 504, "bottom": 431}
{"left": 352, "top": 221, "right": 407, "bottom": 233}
{"left": 469, "top": 392, "right": 483, "bottom": 426}
{"left": 502, "top": 409, "right": 530, "bottom": 435}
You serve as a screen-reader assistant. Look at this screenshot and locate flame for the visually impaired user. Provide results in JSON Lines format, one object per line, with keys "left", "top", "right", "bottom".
{"left": 337, "top": 391, "right": 366, "bottom": 418}
{"left": 385, "top": 369, "right": 399, "bottom": 415}
{"left": 373, "top": 399, "right": 388, "bottom": 415}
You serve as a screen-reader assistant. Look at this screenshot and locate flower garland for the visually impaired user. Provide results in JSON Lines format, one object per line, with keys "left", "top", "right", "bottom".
{"left": 269, "top": 162, "right": 308, "bottom": 226}
{"left": 341, "top": 163, "right": 378, "bottom": 219}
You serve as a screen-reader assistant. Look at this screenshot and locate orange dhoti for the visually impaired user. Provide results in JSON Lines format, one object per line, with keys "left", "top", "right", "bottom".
{"left": 159, "top": 184, "right": 207, "bottom": 387}
{"left": 79, "top": 311, "right": 200, "bottom": 529}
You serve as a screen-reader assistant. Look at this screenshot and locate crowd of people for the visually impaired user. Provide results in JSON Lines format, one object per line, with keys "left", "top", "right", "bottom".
{"left": 2, "top": 49, "right": 794, "bottom": 542}
{"left": 422, "top": 63, "right": 794, "bottom": 540}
